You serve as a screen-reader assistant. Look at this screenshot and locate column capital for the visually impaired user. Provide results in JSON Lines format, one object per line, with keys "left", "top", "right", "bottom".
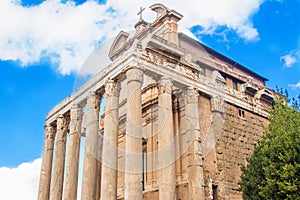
{"left": 158, "top": 77, "right": 173, "bottom": 94}
{"left": 56, "top": 114, "right": 68, "bottom": 131}
{"left": 70, "top": 104, "right": 83, "bottom": 135}
{"left": 211, "top": 95, "right": 225, "bottom": 113}
{"left": 70, "top": 104, "right": 82, "bottom": 120}
{"left": 126, "top": 66, "right": 143, "bottom": 83}
{"left": 87, "top": 92, "right": 101, "bottom": 110}
{"left": 45, "top": 124, "right": 55, "bottom": 139}
{"left": 186, "top": 87, "right": 199, "bottom": 104}
{"left": 105, "top": 80, "right": 120, "bottom": 97}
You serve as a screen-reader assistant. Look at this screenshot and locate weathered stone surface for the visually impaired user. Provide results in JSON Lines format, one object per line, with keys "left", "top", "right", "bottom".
{"left": 81, "top": 93, "right": 101, "bottom": 200}
{"left": 124, "top": 67, "right": 143, "bottom": 200}
{"left": 38, "top": 124, "right": 55, "bottom": 200}
{"left": 38, "top": 4, "right": 274, "bottom": 200}
{"left": 50, "top": 115, "right": 68, "bottom": 200}
{"left": 157, "top": 77, "right": 176, "bottom": 200}
{"left": 101, "top": 80, "right": 120, "bottom": 200}
{"left": 185, "top": 88, "right": 205, "bottom": 200}
{"left": 63, "top": 105, "right": 82, "bottom": 200}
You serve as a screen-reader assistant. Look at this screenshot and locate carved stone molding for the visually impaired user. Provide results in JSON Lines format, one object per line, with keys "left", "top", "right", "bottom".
{"left": 186, "top": 87, "right": 198, "bottom": 104}
{"left": 45, "top": 124, "right": 55, "bottom": 139}
{"left": 126, "top": 67, "right": 143, "bottom": 83}
{"left": 105, "top": 80, "right": 120, "bottom": 97}
{"left": 158, "top": 77, "right": 173, "bottom": 94}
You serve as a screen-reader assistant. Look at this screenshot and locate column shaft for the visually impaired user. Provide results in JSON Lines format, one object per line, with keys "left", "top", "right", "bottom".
{"left": 38, "top": 124, "right": 55, "bottom": 200}
{"left": 50, "top": 115, "right": 68, "bottom": 200}
{"left": 124, "top": 67, "right": 143, "bottom": 200}
{"left": 63, "top": 105, "right": 82, "bottom": 200}
{"left": 186, "top": 88, "right": 204, "bottom": 200}
{"left": 81, "top": 93, "right": 101, "bottom": 200}
{"left": 157, "top": 77, "right": 176, "bottom": 200}
{"left": 100, "top": 80, "right": 120, "bottom": 200}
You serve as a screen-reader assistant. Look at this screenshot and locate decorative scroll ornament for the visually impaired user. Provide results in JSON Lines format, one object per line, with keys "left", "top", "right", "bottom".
{"left": 186, "top": 87, "right": 198, "bottom": 104}
{"left": 45, "top": 124, "right": 55, "bottom": 139}
{"left": 158, "top": 77, "right": 173, "bottom": 94}
{"left": 105, "top": 80, "right": 120, "bottom": 97}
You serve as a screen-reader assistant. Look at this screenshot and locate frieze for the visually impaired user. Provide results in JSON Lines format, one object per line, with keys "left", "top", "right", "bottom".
{"left": 144, "top": 49, "right": 201, "bottom": 81}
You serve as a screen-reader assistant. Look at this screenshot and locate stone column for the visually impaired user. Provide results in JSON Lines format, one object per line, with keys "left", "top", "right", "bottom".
{"left": 50, "top": 114, "right": 68, "bottom": 200}
{"left": 186, "top": 88, "right": 205, "bottom": 200}
{"left": 63, "top": 105, "right": 83, "bottom": 200}
{"left": 157, "top": 77, "right": 176, "bottom": 200}
{"left": 100, "top": 80, "right": 120, "bottom": 200}
{"left": 124, "top": 67, "right": 143, "bottom": 200}
{"left": 81, "top": 92, "right": 101, "bottom": 200}
{"left": 38, "top": 124, "right": 55, "bottom": 200}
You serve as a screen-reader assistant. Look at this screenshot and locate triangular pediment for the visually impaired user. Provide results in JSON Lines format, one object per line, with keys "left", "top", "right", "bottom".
{"left": 109, "top": 31, "right": 130, "bottom": 61}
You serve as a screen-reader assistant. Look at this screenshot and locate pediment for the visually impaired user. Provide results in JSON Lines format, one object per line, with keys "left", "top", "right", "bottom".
{"left": 109, "top": 31, "right": 130, "bottom": 61}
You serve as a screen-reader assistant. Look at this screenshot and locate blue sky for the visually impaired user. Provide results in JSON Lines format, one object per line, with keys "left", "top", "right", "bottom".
{"left": 0, "top": 0, "right": 299, "bottom": 199}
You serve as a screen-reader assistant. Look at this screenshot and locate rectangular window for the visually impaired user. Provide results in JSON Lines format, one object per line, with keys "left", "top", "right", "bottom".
{"left": 233, "top": 80, "right": 238, "bottom": 91}
{"left": 238, "top": 109, "right": 245, "bottom": 119}
{"left": 200, "top": 67, "right": 206, "bottom": 76}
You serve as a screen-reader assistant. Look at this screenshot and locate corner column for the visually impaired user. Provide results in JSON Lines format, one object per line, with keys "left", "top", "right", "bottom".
{"left": 50, "top": 114, "right": 68, "bottom": 200}
{"left": 124, "top": 67, "right": 143, "bottom": 200}
{"left": 186, "top": 88, "right": 204, "bottom": 200}
{"left": 100, "top": 80, "right": 120, "bottom": 200}
{"left": 81, "top": 92, "right": 101, "bottom": 200}
{"left": 157, "top": 77, "right": 176, "bottom": 200}
{"left": 63, "top": 105, "right": 83, "bottom": 200}
{"left": 38, "top": 124, "right": 55, "bottom": 200}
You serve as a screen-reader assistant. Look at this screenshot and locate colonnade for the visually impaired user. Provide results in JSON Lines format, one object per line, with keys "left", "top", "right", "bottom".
{"left": 38, "top": 66, "right": 205, "bottom": 200}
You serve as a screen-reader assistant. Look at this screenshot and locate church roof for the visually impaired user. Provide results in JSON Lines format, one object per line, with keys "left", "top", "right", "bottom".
{"left": 178, "top": 33, "right": 268, "bottom": 82}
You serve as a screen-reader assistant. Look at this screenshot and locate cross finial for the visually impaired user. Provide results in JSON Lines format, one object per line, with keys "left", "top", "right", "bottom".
{"left": 137, "top": 6, "right": 145, "bottom": 20}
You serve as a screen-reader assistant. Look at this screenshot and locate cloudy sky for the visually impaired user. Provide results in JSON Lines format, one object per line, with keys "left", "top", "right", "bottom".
{"left": 0, "top": 0, "right": 299, "bottom": 199}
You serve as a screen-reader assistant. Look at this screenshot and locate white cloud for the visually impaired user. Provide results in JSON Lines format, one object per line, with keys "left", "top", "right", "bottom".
{"left": 0, "top": 158, "right": 41, "bottom": 200}
{"left": 0, "top": 0, "right": 265, "bottom": 75}
{"left": 280, "top": 50, "right": 300, "bottom": 67}
{"left": 288, "top": 81, "right": 300, "bottom": 90}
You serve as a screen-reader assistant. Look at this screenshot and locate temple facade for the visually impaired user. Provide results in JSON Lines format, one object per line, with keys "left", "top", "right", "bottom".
{"left": 38, "top": 4, "right": 275, "bottom": 200}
